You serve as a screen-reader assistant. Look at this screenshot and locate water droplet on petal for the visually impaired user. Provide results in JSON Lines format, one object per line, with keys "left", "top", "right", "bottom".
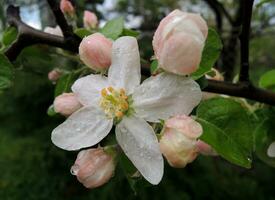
{"left": 70, "top": 164, "right": 80, "bottom": 176}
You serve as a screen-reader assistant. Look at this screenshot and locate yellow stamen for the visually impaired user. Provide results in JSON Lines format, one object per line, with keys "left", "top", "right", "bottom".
{"left": 99, "top": 87, "right": 129, "bottom": 120}
{"left": 101, "top": 88, "right": 108, "bottom": 97}
{"left": 115, "top": 111, "right": 124, "bottom": 118}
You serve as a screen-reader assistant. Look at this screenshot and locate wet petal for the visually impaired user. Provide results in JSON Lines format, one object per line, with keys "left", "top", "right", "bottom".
{"left": 52, "top": 106, "right": 113, "bottom": 150}
{"left": 72, "top": 74, "right": 108, "bottom": 106}
{"left": 132, "top": 73, "right": 202, "bottom": 122}
{"left": 116, "top": 116, "right": 164, "bottom": 185}
{"left": 108, "top": 36, "right": 141, "bottom": 94}
{"left": 267, "top": 141, "right": 275, "bottom": 158}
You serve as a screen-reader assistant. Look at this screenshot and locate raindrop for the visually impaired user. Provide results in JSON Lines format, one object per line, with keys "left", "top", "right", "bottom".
{"left": 120, "top": 126, "right": 128, "bottom": 134}
{"left": 70, "top": 164, "right": 80, "bottom": 176}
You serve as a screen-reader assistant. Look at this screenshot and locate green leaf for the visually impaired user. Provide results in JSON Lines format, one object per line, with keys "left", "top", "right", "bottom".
{"left": 254, "top": 109, "right": 275, "bottom": 167}
{"left": 74, "top": 28, "right": 93, "bottom": 38}
{"left": 100, "top": 17, "right": 124, "bottom": 40}
{"left": 197, "top": 97, "right": 253, "bottom": 154}
{"left": 197, "top": 118, "right": 251, "bottom": 168}
{"left": 2, "top": 26, "right": 18, "bottom": 46}
{"left": 0, "top": 54, "right": 13, "bottom": 90}
{"left": 54, "top": 72, "right": 78, "bottom": 97}
{"left": 122, "top": 28, "right": 140, "bottom": 37}
{"left": 118, "top": 153, "right": 151, "bottom": 194}
{"left": 259, "top": 69, "right": 275, "bottom": 91}
{"left": 150, "top": 60, "right": 158, "bottom": 74}
{"left": 191, "top": 28, "right": 223, "bottom": 80}
{"left": 47, "top": 105, "right": 57, "bottom": 117}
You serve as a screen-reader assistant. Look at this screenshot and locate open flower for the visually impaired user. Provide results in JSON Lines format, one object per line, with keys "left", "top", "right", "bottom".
{"left": 51, "top": 36, "right": 202, "bottom": 184}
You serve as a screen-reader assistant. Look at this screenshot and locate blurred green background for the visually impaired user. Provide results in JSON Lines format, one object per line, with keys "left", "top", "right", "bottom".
{"left": 1, "top": 0, "right": 275, "bottom": 199}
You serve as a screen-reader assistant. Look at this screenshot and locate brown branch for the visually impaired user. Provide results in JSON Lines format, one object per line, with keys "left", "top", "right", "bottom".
{"left": 204, "top": 80, "right": 275, "bottom": 105}
{"left": 239, "top": 0, "right": 254, "bottom": 82}
{"left": 4, "top": 5, "right": 80, "bottom": 61}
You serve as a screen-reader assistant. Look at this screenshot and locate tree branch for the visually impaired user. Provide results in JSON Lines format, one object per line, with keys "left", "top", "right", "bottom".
{"left": 4, "top": 5, "right": 80, "bottom": 61}
{"left": 46, "top": 0, "right": 74, "bottom": 38}
{"left": 204, "top": 80, "right": 275, "bottom": 105}
{"left": 239, "top": 0, "right": 254, "bottom": 82}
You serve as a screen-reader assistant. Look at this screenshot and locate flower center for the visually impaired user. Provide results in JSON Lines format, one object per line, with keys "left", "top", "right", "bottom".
{"left": 99, "top": 86, "right": 129, "bottom": 120}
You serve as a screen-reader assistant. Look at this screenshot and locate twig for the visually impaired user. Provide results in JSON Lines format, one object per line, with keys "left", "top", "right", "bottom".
{"left": 239, "top": 0, "right": 254, "bottom": 82}
{"left": 204, "top": 80, "right": 275, "bottom": 105}
{"left": 4, "top": 5, "right": 80, "bottom": 61}
{"left": 46, "top": 0, "right": 74, "bottom": 38}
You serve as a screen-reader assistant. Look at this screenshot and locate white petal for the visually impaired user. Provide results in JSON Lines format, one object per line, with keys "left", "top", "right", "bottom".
{"left": 116, "top": 116, "right": 164, "bottom": 185}
{"left": 52, "top": 106, "right": 113, "bottom": 150}
{"left": 267, "top": 141, "right": 275, "bottom": 158}
{"left": 72, "top": 74, "right": 108, "bottom": 106}
{"left": 132, "top": 72, "right": 202, "bottom": 122}
{"left": 108, "top": 36, "right": 141, "bottom": 94}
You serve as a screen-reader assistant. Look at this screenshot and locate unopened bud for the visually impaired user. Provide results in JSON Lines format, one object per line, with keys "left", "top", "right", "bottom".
{"left": 196, "top": 140, "right": 218, "bottom": 156}
{"left": 83, "top": 10, "right": 98, "bottom": 29}
{"left": 48, "top": 69, "right": 62, "bottom": 83}
{"left": 54, "top": 93, "right": 82, "bottom": 116}
{"left": 79, "top": 33, "right": 112, "bottom": 71}
{"left": 71, "top": 147, "right": 116, "bottom": 189}
{"left": 60, "top": 0, "right": 75, "bottom": 17}
{"left": 159, "top": 115, "right": 203, "bottom": 168}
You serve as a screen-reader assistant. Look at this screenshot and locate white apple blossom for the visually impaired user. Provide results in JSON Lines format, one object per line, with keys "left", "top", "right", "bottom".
{"left": 51, "top": 36, "right": 202, "bottom": 184}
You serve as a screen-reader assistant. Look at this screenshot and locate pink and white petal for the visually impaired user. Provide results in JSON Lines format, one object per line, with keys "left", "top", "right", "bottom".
{"left": 116, "top": 116, "right": 164, "bottom": 185}
{"left": 159, "top": 32, "right": 203, "bottom": 75}
{"left": 72, "top": 74, "right": 108, "bottom": 106}
{"left": 51, "top": 106, "right": 113, "bottom": 151}
{"left": 132, "top": 73, "right": 202, "bottom": 123}
{"left": 108, "top": 36, "right": 141, "bottom": 94}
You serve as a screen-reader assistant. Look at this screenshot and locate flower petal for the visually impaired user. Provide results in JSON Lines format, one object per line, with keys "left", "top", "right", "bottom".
{"left": 116, "top": 116, "right": 164, "bottom": 185}
{"left": 108, "top": 36, "right": 141, "bottom": 94}
{"left": 72, "top": 74, "right": 108, "bottom": 106}
{"left": 52, "top": 106, "right": 113, "bottom": 150}
{"left": 267, "top": 141, "right": 275, "bottom": 158}
{"left": 132, "top": 73, "right": 202, "bottom": 122}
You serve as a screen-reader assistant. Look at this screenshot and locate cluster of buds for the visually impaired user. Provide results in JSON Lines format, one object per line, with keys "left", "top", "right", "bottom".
{"left": 153, "top": 10, "right": 208, "bottom": 75}
{"left": 159, "top": 115, "right": 216, "bottom": 168}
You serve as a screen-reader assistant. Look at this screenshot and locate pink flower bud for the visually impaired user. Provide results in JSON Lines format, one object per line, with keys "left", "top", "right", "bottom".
{"left": 48, "top": 69, "right": 62, "bottom": 82}
{"left": 44, "top": 26, "right": 63, "bottom": 37}
{"left": 79, "top": 33, "right": 112, "bottom": 71}
{"left": 196, "top": 140, "right": 218, "bottom": 156}
{"left": 71, "top": 148, "right": 116, "bottom": 189}
{"left": 153, "top": 9, "right": 208, "bottom": 75}
{"left": 159, "top": 115, "right": 203, "bottom": 168}
{"left": 83, "top": 11, "right": 98, "bottom": 29}
{"left": 54, "top": 93, "right": 82, "bottom": 116}
{"left": 60, "top": 0, "right": 75, "bottom": 16}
